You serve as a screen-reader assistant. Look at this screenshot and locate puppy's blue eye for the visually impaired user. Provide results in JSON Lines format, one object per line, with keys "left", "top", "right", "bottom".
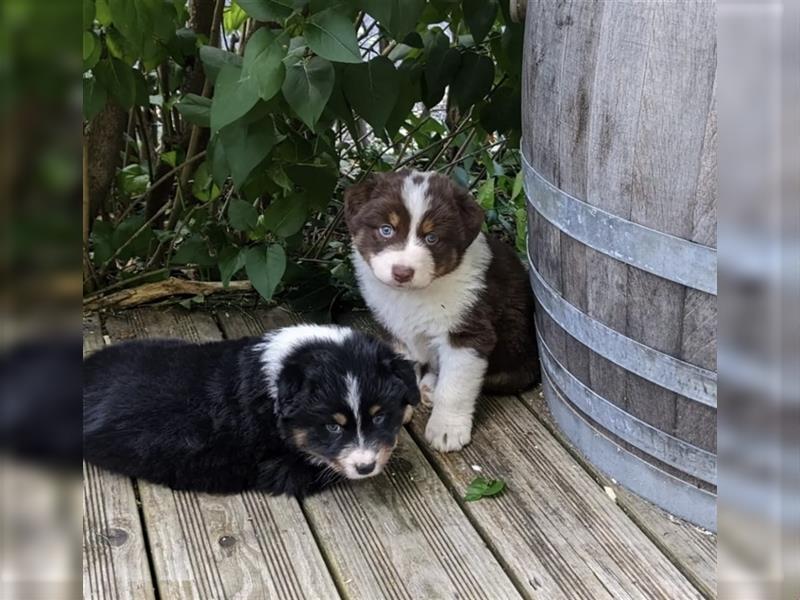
{"left": 378, "top": 224, "right": 395, "bottom": 238}
{"left": 372, "top": 414, "right": 385, "bottom": 425}
{"left": 326, "top": 424, "right": 342, "bottom": 434}
{"left": 424, "top": 232, "right": 439, "bottom": 245}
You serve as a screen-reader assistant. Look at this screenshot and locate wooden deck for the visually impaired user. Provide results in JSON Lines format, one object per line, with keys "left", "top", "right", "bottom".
{"left": 83, "top": 305, "right": 716, "bottom": 600}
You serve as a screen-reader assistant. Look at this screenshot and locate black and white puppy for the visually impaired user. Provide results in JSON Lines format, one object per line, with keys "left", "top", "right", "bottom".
{"left": 83, "top": 325, "right": 419, "bottom": 496}
{"left": 345, "top": 170, "right": 539, "bottom": 453}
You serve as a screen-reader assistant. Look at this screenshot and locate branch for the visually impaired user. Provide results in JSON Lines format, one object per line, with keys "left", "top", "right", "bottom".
{"left": 83, "top": 277, "right": 253, "bottom": 312}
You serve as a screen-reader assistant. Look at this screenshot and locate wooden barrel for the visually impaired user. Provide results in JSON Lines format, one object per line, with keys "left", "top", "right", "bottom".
{"left": 521, "top": 1, "right": 717, "bottom": 531}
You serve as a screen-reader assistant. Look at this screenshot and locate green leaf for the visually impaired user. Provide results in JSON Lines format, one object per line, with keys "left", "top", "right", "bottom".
{"left": 192, "top": 161, "right": 221, "bottom": 202}
{"left": 83, "top": 76, "right": 107, "bottom": 121}
{"left": 113, "top": 215, "right": 155, "bottom": 260}
{"left": 84, "top": 0, "right": 96, "bottom": 29}
{"left": 219, "top": 118, "right": 281, "bottom": 188}
{"left": 511, "top": 170, "right": 524, "bottom": 202}
{"left": 386, "top": 60, "right": 422, "bottom": 136}
{"left": 228, "top": 198, "right": 259, "bottom": 231}
{"left": 263, "top": 194, "right": 308, "bottom": 237}
{"left": 95, "top": 0, "right": 112, "bottom": 25}
{"left": 199, "top": 46, "right": 243, "bottom": 84}
{"left": 303, "top": 9, "right": 362, "bottom": 64}
{"left": 117, "top": 164, "right": 150, "bottom": 197}
{"left": 476, "top": 177, "right": 495, "bottom": 210}
{"left": 515, "top": 206, "right": 527, "bottom": 254}
{"left": 237, "top": 0, "right": 294, "bottom": 22}
{"left": 463, "top": 0, "right": 497, "bottom": 44}
{"left": 172, "top": 234, "right": 215, "bottom": 266}
{"left": 94, "top": 58, "right": 138, "bottom": 109}
{"left": 223, "top": 2, "right": 248, "bottom": 32}
{"left": 450, "top": 51, "right": 494, "bottom": 110}
{"left": 285, "top": 164, "right": 338, "bottom": 210}
{"left": 91, "top": 219, "right": 113, "bottom": 265}
{"left": 176, "top": 94, "right": 212, "bottom": 128}
{"left": 210, "top": 65, "right": 260, "bottom": 132}
{"left": 243, "top": 28, "right": 288, "bottom": 101}
{"left": 282, "top": 55, "right": 335, "bottom": 128}
{"left": 360, "top": 0, "right": 425, "bottom": 41}
{"left": 83, "top": 31, "right": 101, "bottom": 71}
{"left": 218, "top": 246, "right": 246, "bottom": 286}
{"left": 245, "top": 244, "right": 287, "bottom": 301}
{"left": 108, "top": 0, "right": 174, "bottom": 55}
{"left": 342, "top": 56, "right": 399, "bottom": 133}
{"left": 464, "top": 476, "right": 506, "bottom": 502}
{"left": 423, "top": 32, "right": 460, "bottom": 107}
{"left": 479, "top": 84, "right": 520, "bottom": 134}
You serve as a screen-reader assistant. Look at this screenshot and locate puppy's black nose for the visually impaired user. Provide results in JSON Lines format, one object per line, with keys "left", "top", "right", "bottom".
{"left": 355, "top": 461, "right": 376, "bottom": 475}
{"left": 392, "top": 265, "right": 414, "bottom": 283}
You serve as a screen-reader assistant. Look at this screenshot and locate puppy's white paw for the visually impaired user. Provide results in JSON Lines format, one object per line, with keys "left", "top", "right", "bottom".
{"left": 419, "top": 372, "right": 437, "bottom": 407}
{"left": 425, "top": 410, "right": 472, "bottom": 452}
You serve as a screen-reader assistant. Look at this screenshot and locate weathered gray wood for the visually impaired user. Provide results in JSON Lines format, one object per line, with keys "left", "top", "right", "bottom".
{"left": 342, "top": 312, "right": 705, "bottom": 599}
{"left": 520, "top": 387, "right": 717, "bottom": 599}
{"left": 218, "top": 308, "right": 524, "bottom": 600}
{"left": 553, "top": 0, "right": 605, "bottom": 388}
{"left": 83, "top": 314, "right": 156, "bottom": 600}
{"left": 623, "top": 1, "right": 716, "bottom": 434}
{"left": 523, "top": 0, "right": 718, "bottom": 503}
{"left": 677, "top": 86, "right": 718, "bottom": 450}
{"left": 102, "top": 308, "right": 340, "bottom": 600}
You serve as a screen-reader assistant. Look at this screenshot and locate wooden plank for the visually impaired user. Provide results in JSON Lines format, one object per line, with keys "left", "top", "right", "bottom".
{"left": 83, "top": 313, "right": 156, "bottom": 600}
{"left": 520, "top": 387, "right": 717, "bottom": 599}
{"left": 218, "top": 308, "right": 524, "bottom": 600}
{"left": 341, "top": 313, "right": 704, "bottom": 599}
{"left": 102, "top": 308, "right": 340, "bottom": 600}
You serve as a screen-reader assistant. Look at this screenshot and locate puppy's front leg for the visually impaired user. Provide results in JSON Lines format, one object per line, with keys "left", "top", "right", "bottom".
{"left": 424, "top": 343, "right": 487, "bottom": 452}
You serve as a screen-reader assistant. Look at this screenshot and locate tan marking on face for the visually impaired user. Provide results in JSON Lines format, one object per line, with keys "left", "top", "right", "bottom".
{"left": 369, "top": 404, "right": 382, "bottom": 416}
{"left": 333, "top": 413, "right": 348, "bottom": 426}
{"left": 388, "top": 211, "right": 400, "bottom": 227}
{"left": 420, "top": 218, "right": 435, "bottom": 234}
{"left": 292, "top": 429, "right": 308, "bottom": 448}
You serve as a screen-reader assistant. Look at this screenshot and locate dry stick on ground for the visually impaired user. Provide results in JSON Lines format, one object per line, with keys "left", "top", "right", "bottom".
{"left": 83, "top": 277, "right": 253, "bottom": 312}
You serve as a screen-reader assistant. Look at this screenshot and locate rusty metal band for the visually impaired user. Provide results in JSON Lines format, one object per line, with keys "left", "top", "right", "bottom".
{"left": 537, "top": 331, "right": 717, "bottom": 485}
{"left": 528, "top": 253, "right": 717, "bottom": 408}
{"left": 521, "top": 149, "right": 717, "bottom": 295}
{"left": 542, "top": 371, "right": 717, "bottom": 531}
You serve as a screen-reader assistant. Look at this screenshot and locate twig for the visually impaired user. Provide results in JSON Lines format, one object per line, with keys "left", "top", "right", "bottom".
{"left": 98, "top": 201, "right": 171, "bottom": 275}
{"left": 84, "top": 268, "right": 169, "bottom": 299}
{"left": 83, "top": 277, "right": 253, "bottom": 312}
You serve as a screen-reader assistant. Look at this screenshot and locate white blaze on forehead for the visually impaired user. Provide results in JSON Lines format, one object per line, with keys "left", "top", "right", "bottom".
{"left": 345, "top": 373, "right": 364, "bottom": 446}
{"left": 402, "top": 171, "right": 431, "bottom": 229}
{"left": 257, "top": 324, "right": 352, "bottom": 398}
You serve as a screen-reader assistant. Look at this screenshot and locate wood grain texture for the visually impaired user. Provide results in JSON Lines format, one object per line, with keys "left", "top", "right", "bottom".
{"left": 217, "top": 307, "right": 524, "bottom": 600}
{"left": 83, "top": 314, "right": 156, "bottom": 600}
{"left": 341, "top": 313, "right": 704, "bottom": 600}
{"left": 520, "top": 388, "right": 716, "bottom": 599}
{"left": 522, "top": 1, "right": 717, "bottom": 478}
{"left": 101, "top": 308, "right": 340, "bottom": 600}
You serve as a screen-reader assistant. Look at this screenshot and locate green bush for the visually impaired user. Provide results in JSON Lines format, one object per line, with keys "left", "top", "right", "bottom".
{"left": 83, "top": 0, "right": 527, "bottom": 313}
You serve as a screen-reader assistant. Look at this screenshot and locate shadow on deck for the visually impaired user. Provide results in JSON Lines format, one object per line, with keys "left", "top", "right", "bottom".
{"left": 83, "top": 305, "right": 716, "bottom": 600}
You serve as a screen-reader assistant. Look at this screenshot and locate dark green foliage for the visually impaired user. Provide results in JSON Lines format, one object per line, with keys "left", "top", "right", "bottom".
{"left": 83, "top": 0, "right": 526, "bottom": 308}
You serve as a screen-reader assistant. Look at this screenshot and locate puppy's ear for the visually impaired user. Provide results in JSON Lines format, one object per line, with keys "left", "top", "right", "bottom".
{"left": 453, "top": 183, "right": 485, "bottom": 248}
{"left": 385, "top": 354, "right": 420, "bottom": 407}
{"left": 343, "top": 175, "right": 378, "bottom": 232}
{"left": 275, "top": 360, "right": 306, "bottom": 419}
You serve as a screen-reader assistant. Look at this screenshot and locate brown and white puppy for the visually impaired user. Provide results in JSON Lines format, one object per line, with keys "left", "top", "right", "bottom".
{"left": 344, "top": 170, "right": 539, "bottom": 452}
